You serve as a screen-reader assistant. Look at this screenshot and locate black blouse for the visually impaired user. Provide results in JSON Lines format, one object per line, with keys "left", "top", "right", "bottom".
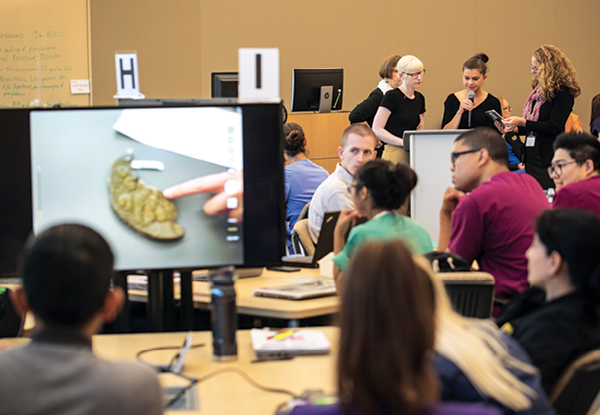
{"left": 441, "top": 93, "right": 502, "bottom": 130}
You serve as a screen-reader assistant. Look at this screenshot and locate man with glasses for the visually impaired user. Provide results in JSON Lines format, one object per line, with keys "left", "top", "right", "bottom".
{"left": 308, "top": 124, "right": 377, "bottom": 243}
{"left": 437, "top": 128, "right": 549, "bottom": 313}
{"left": 551, "top": 132, "right": 600, "bottom": 217}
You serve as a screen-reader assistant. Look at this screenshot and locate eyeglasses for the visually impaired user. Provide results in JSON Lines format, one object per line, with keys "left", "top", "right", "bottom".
{"left": 547, "top": 160, "right": 577, "bottom": 177}
{"left": 529, "top": 64, "right": 539, "bottom": 73}
{"left": 347, "top": 183, "right": 358, "bottom": 194}
{"left": 402, "top": 69, "right": 426, "bottom": 79}
{"left": 451, "top": 148, "right": 481, "bottom": 166}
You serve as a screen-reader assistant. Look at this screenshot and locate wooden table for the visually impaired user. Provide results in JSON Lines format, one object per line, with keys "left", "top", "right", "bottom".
{"left": 2, "top": 328, "right": 339, "bottom": 415}
{"left": 128, "top": 268, "right": 340, "bottom": 327}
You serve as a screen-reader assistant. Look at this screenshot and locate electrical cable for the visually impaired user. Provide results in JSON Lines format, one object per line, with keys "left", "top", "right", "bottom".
{"left": 135, "top": 343, "right": 205, "bottom": 372}
{"left": 135, "top": 343, "right": 298, "bottom": 410}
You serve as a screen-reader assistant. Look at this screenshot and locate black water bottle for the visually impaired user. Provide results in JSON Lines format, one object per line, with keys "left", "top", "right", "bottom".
{"left": 210, "top": 266, "right": 237, "bottom": 361}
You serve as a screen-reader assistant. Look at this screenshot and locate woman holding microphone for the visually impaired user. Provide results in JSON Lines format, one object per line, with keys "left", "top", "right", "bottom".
{"left": 372, "top": 55, "right": 426, "bottom": 165}
{"left": 441, "top": 53, "right": 502, "bottom": 130}
{"left": 500, "top": 45, "right": 580, "bottom": 189}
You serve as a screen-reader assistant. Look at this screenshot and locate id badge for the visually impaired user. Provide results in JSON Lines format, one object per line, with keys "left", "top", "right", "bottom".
{"left": 526, "top": 134, "right": 536, "bottom": 147}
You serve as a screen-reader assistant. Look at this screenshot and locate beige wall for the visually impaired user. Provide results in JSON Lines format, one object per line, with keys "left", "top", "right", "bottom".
{"left": 90, "top": 0, "right": 600, "bottom": 130}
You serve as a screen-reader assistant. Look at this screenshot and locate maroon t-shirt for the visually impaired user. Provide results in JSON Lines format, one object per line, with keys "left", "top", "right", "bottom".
{"left": 553, "top": 175, "right": 600, "bottom": 218}
{"left": 448, "top": 171, "right": 550, "bottom": 300}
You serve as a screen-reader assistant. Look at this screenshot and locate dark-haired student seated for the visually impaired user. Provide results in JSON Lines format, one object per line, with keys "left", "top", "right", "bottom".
{"left": 550, "top": 132, "right": 600, "bottom": 217}
{"left": 497, "top": 210, "right": 600, "bottom": 394}
{"left": 438, "top": 127, "right": 549, "bottom": 311}
{"left": 0, "top": 224, "right": 163, "bottom": 415}
{"left": 283, "top": 122, "right": 328, "bottom": 250}
{"left": 332, "top": 159, "right": 432, "bottom": 288}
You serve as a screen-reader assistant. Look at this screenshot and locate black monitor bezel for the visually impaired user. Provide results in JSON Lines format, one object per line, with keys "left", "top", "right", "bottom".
{"left": 291, "top": 68, "right": 344, "bottom": 112}
{"left": 0, "top": 100, "right": 285, "bottom": 275}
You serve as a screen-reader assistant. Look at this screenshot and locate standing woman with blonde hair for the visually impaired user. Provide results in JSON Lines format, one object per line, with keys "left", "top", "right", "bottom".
{"left": 372, "top": 55, "right": 426, "bottom": 165}
{"left": 501, "top": 45, "right": 580, "bottom": 189}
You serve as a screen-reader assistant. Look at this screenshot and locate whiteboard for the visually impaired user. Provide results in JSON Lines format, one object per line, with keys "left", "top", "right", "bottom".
{"left": 0, "top": 0, "right": 91, "bottom": 108}
{"left": 406, "top": 129, "right": 464, "bottom": 243}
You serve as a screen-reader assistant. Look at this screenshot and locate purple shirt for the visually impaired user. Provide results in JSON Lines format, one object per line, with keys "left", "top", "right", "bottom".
{"left": 290, "top": 402, "right": 501, "bottom": 415}
{"left": 448, "top": 172, "right": 550, "bottom": 300}
{"left": 552, "top": 175, "right": 600, "bottom": 218}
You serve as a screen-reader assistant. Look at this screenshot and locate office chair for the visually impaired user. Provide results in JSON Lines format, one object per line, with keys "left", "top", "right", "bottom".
{"left": 291, "top": 219, "right": 315, "bottom": 257}
{"left": 290, "top": 203, "right": 313, "bottom": 256}
{"left": 297, "top": 202, "right": 310, "bottom": 222}
{"left": 549, "top": 349, "right": 600, "bottom": 415}
{"left": 441, "top": 272, "right": 495, "bottom": 318}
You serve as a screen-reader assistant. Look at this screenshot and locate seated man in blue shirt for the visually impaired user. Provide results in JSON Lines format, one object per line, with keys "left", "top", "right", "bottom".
{"left": 0, "top": 224, "right": 163, "bottom": 415}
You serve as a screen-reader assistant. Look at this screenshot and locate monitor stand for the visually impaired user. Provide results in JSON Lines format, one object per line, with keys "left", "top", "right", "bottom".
{"left": 318, "top": 85, "right": 333, "bottom": 113}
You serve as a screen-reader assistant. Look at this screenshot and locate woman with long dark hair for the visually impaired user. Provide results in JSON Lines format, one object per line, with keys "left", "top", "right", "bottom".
{"left": 497, "top": 209, "right": 600, "bottom": 394}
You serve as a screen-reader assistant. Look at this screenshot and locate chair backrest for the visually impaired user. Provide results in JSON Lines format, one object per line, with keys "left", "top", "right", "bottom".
{"left": 440, "top": 272, "right": 495, "bottom": 318}
{"left": 550, "top": 349, "right": 600, "bottom": 415}
{"left": 291, "top": 219, "right": 315, "bottom": 256}
{"left": 297, "top": 202, "right": 310, "bottom": 222}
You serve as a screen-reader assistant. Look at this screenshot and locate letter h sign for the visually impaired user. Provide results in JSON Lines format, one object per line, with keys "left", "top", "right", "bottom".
{"left": 114, "top": 52, "right": 143, "bottom": 98}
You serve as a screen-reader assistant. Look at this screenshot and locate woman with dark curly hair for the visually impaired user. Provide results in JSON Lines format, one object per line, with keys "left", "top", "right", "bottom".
{"left": 500, "top": 45, "right": 580, "bottom": 189}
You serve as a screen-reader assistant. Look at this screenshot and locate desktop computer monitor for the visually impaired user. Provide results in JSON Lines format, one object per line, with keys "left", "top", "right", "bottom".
{"left": 291, "top": 68, "right": 343, "bottom": 113}
{"left": 28, "top": 102, "right": 285, "bottom": 272}
{"left": 211, "top": 72, "right": 239, "bottom": 98}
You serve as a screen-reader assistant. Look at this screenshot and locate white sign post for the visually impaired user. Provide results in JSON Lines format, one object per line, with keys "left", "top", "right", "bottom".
{"left": 238, "top": 48, "right": 279, "bottom": 100}
{"left": 114, "top": 52, "right": 145, "bottom": 99}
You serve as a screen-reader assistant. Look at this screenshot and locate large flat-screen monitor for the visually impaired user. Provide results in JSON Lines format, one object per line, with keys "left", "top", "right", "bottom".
{"left": 291, "top": 68, "right": 343, "bottom": 113}
{"left": 26, "top": 102, "right": 285, "bottom": 273}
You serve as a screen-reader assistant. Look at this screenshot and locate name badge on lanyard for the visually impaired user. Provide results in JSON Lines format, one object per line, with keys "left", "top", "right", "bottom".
{"left": 526, "top": 134, "right": 536, "bottom": 147}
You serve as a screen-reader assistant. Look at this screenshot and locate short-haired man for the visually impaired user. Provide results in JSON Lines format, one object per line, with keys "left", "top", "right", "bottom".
{"left": 550, "top": 132, "right": 600, "bottom": 217}
{"left": 308, "top": 124, "right": 377, "bottom": 243}
{"left": 437, "top": 128, "right": 549, "bottom": 306}
{"left": 0, "top": 224, "right": 163, "bottom": 415}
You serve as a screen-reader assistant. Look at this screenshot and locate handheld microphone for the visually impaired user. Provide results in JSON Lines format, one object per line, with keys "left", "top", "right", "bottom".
{"left": 467, "top": 91, "right": 475, "bottom": 128}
